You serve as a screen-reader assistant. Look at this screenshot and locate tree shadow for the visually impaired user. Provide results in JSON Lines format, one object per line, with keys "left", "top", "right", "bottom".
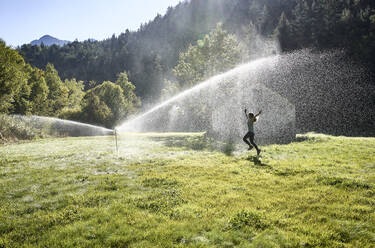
{"left": 148, "top": 135, "right": 208, "bottom": 151}
{"left": 245, "top": 155, "right": 271, "bottom": 168}
{"left": 148, "top": 134, "right": 240, "bottom": 156}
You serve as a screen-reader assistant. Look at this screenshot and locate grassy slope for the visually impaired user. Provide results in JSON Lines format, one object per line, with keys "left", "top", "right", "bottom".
{"left": 0, "top": 133, "right": 374, "bottom": 248}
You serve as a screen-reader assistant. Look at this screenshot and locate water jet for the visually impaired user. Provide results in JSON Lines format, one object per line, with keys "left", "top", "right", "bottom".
{"left": 117, "top": 49, "right": 374, "bottom": 142}
{"left": 117, "top": 55, "right": 295, "bottom": 144}
{"left": 11, "top": 115, "right": 113, "bottom": 137}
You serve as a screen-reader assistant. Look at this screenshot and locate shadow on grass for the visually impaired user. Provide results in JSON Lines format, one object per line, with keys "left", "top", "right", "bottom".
{"left": 148, "top": 134, "right": 238, "bottom": 156}
{"left": 294, "top": 135, "right": 324, "bottom": 143}
{"left": 149, "top": 135, "right": 209, "bottom": 151}
{"left": 246, "top": 155, "right": 271, "bottom": 168}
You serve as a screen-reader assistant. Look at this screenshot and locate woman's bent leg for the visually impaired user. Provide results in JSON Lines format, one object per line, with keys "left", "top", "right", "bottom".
{"left": 249, "top": 133, "right": 260, "bottom": 154}
{"left": 243, "top": 132, "right": 252, "bottom": 147}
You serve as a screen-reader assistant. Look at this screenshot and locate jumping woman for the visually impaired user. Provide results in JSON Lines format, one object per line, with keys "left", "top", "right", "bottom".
{"left": 243, "top": 109, "right": 262, "bottom": 155}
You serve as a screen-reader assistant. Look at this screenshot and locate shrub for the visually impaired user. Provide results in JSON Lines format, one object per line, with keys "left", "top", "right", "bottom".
{"left": 57, "top": 107, "right": 82, "bottom": 121}
{"left": 228, "top": 210, "right": 268, "bottom": 230}
{"left": 0, "top": 114, "right": 42, "bottom": 143}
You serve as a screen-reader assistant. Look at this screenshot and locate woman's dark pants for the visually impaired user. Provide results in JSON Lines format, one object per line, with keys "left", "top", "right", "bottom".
{"left": 243, "top": 131, "right": 259, "bottom": 151}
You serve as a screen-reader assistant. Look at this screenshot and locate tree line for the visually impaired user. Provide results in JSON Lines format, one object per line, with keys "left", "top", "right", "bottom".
{"left": 0, "top": 41, "right": 139, "bottom": 128}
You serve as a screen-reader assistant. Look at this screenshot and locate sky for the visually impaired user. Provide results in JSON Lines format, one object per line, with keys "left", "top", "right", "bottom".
{"left": 0, "top": 0, "right": 182, "bottom": 47}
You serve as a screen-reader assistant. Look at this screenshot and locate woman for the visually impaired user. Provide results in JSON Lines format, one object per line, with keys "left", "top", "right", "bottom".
{"left": 243, "top": 109, "right": 262, "bottom": 155}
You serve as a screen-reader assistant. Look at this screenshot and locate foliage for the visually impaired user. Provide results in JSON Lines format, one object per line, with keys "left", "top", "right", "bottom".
{"left": 78, "top": 76, "right": 140, "bottom": 128}
{"left": 64, "top": 78, "right": 84, "bottom": 109}
{"left": 0, "top": 40, "right": 28, "bottom": 113}
{"left": 0, "top": 42, "right": 85, "bottom": 118}
{"left": 0, "top": 114, "right": 42, "bottom": 142}
{"left": 114, "top": 71, "right": 141, "bottom": 113}
{"left": 173, "top": 23, "right": 242, "bottom": 88}
{"left": 88, "top": 81, "right": 127, "bottom": 127}
{"left": 57, "top": 107, "right": 83, "bottom": 122}
{"left": 273, "top": 0, "right": 375, "bottom": 62}
{"left": 25, "top": 65, "right": 49, "bottom": 115}
{"left": 160, "top": 24, "right": 243, "bottom": 132}
{"left": 80, "top": 90, "right": 113, "bottom": 127}
{"left": 0, "top": 41, "right": 141, "bottom": 128}
{"left": 44, "top": 63, "right": 69, "bottom": 115}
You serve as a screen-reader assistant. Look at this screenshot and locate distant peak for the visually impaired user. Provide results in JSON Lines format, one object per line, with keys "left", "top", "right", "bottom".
{"left": 30, "top": 35, "right": 71, "bottom": 47}
{"left": 40, "top": 34, "right": 54, "bottom": 39}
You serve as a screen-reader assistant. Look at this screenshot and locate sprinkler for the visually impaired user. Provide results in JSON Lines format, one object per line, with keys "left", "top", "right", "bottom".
{"left": 114, "top": 128, "right": 119, "bottom": 155}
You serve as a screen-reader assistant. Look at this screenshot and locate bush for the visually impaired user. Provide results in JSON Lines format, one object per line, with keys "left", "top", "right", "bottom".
{"left": 58, "top": 107, "right": 82, "bottom": 121}
{"left": 0, "top": 114, "right": 42, "bottom": 143}
{"left": 228, "top": 210, "right": 268, "bottom": 230}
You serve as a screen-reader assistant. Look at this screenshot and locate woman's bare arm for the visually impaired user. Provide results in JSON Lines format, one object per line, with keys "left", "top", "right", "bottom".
{"left": 244, "top": 109, "right": 249, "bottom": 119}
{"left": 253, "top": 110, "right": 262, "bottom": 122}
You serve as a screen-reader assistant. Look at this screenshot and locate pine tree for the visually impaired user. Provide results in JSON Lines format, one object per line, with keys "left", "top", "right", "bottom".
{"left": 311, "top": 0, "right": 325, "bottom": 48}
{"left": 291, "top": 0, "right": 312, "bottom": 48}
{"left": 274, "top": 12, "right": 295, "bottom": 51}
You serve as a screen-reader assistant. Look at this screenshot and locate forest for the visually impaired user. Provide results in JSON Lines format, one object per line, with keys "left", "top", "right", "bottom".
{"left": 1, "top": 0, "right": 375, "bottom": 131}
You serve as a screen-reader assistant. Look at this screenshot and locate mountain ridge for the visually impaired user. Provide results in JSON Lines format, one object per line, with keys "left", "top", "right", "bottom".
{"left": 30, "top": 35, "right": 70, "bottom": 46}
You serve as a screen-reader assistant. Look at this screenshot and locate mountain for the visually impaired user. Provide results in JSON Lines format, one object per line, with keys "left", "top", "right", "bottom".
{"left": 30, "top": 35, "right": 70, "bottom": 46}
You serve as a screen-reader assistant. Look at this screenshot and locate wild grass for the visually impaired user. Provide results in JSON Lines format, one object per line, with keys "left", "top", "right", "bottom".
{"left": 0, "top": 133, "right": 374, "bottom": 247}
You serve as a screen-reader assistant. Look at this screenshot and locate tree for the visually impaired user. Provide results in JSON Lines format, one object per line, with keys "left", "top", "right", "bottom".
{"left": 12, "top": 75, "right": 31, "bottom": 115}
{"left": 173, "top": 23, "right": 242, "bottom": 88}
{"left": 44, "top": 63, "right": 68, "bottom": 115}
{"left": 161, "top": 79, "right": 180, "bottom": 101}
{"left": 291, "top": 0, "right": 312, "bottom": 48}
{"left": 142, "top": 55, "right": 164, "bottom": 102}
{"left": 310, "top": 0, "right": 325, "bottom": 48}
{"left": 26, "top": 65, "right": 49, "bottom": 115}
{"left": 80, "top": 91, "right": 113, "bottom": 127}
{"left": 115, "top": 72, "right": 141, "bottom": 114}
{"left": 64, "top": 78, "right": 84, "bottom": 109}
{"left": 0, "top": 41, "right": 28, "bottom": 113}
{"left": 274, "top": 12, "right": 295, "bottom": 51}
{"left": 83, "top": 81, "right": 127, "bottom": 127}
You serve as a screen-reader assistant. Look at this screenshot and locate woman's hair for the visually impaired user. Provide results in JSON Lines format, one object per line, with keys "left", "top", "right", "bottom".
{"left": 248, "top": 113, "right": 254, "bottom": 118}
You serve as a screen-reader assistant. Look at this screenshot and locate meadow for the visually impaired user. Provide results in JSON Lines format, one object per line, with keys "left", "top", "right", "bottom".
{"left": 0, "top": 133, "right": 374, "bottom": 247}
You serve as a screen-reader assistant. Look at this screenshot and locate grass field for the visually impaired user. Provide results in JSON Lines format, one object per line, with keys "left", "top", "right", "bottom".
{"left": 0, "top": 133, "right": 374, "bottom": 247}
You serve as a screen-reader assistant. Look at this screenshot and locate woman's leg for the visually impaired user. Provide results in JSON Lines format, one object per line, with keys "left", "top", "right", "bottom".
{"left": 243, "top": 132, "right": 253, "bottom": 149}
{"left": 249, "top": 133, "right": 261, "bottom": 154}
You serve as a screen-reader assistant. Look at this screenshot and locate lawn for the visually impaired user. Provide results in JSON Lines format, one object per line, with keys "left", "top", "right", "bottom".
{"left": 0, "top": 133, "right": 374, "bottom": 247}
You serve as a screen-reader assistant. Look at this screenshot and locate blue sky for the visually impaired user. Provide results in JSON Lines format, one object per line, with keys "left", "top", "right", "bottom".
{"left": 0, "top": 0, "right": 182, "bottom": 47}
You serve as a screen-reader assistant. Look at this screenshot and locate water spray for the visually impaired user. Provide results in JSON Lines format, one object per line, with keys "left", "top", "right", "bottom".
{"left": 11, "top": 115, "right": 114, "bottom": 137}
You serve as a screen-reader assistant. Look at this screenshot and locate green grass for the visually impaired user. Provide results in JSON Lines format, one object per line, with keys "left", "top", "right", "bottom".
{"left": 0, "top": 133, "right": 374, "bottom": 247}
